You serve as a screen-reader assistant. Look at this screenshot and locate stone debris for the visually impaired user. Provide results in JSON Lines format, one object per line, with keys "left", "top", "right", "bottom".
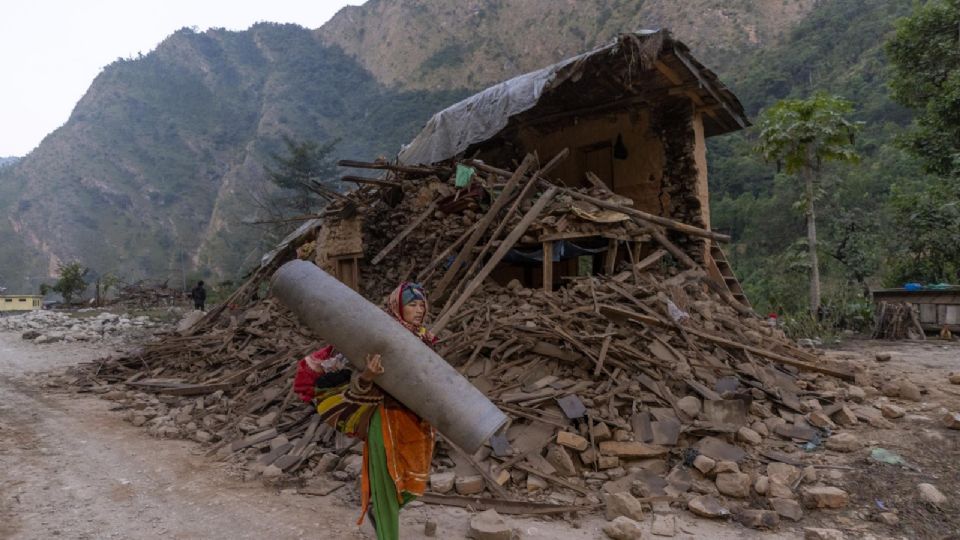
{"left": 949, "top": 373, "right": 960, "bottom": 385}
{"left": 770, "top": 498, "right": 803, "bottom": 521}
{"left": 804, "top": 528, "right": 845, "bottom": 540}
{"left": 602, "top": 516, "right": 644, "bottom": 540}
{"left": 824, "top": 433, "right": 861, "bottom": 453}
{"left": 0, "top": 308, "right": 171, "bottom": 344}
{"left": 801, "top": 486, "right": 849, "bottom": 509}
{"left": 687, "top": 496, "right": 729, "bottom": 518}
{"left": 467, "top": 509, "right": 515, "bottom": 540}
{"left": 650, "top": 514, "right": 676, "bottom": 537}
{"left": 737, "top": 509, "right": 779, "bottom": 529}
{"left": 917, "top": 483, "right": 947, "bottom": 506}
{"left": 942, "top": 411, "right": 960, "bottom": 430}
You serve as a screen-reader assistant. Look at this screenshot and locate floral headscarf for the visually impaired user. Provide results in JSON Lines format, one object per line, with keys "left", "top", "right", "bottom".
{"left": 387, "top": 282, "right": 437, "bottom": 346}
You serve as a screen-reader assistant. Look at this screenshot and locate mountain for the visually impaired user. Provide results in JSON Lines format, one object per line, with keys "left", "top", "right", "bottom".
{"left": 0, "top": 0, "right": 905, "bottom": 295}
{"left": 0, "top": 157, "right": 19, "bottom": 169}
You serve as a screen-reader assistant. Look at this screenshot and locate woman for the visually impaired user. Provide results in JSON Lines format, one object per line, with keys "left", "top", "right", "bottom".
{"left": 293, "top": 282, "right": 436, "bottom": 540}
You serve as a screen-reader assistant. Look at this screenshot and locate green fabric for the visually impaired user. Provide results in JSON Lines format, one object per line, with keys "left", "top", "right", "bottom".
{"left": 367, "top": 409, "right": 415, "bottom": 540}
{"left": 455, "top": 164, "right": 475, "bottom": 188}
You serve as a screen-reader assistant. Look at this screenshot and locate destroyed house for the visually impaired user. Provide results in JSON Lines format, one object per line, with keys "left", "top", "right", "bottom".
{"left": 337, "top": 30, "right": 751, "bottom": 305}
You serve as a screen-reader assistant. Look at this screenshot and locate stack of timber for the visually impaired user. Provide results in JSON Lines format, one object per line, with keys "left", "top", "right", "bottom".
{"left": 62, "top": 154, "right": 874, "bottom": 525}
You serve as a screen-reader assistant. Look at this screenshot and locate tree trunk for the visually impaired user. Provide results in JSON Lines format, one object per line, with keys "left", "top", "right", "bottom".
{"left": 804, "top": 167, "right": 821, "bottom": 318}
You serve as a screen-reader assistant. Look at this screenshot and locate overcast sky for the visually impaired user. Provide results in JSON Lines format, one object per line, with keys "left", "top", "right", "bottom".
{"left": 0, "top": 1, "right": 365, "bottom": 157}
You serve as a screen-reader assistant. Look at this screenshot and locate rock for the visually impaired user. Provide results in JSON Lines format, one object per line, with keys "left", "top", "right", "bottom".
{"left": 848, "top": 385, "right": 868, "bottom": 403}
{"left": 766, "top": 463, "right": 800, "bottom": 486}
{"left": 770, "top": 498, "right": 803, "bottom": 521}
{"left": 881, "top": 403, "right": 905, "bottom": 419}
{"left": 808, "top": 411, "right": 837, "bottom": 429}
{"left": 899, "top": 380, "right": 922, "bottom": 401}
{"left": 676, "top": 396, "right": 701, "bottom": 419}
{"left": 339, "top": 454, "right": 364, "bottom": 478}
{"left": 21, "top": 330, "right": 40, "bottom": 340}
{"left": 467, "top": 509, "right": 514, "bottom": 540}
{"left": 831, "top": 406, "right": 859, "bottom": 426}
{"left": 949, "top": 373, "right": 960, "bottom": 385}
{"left": 917, "top": 483, "right": 947, "bottom": 505}
{"left": 687, "top": 495, "right": 729, "bottom": 518}
{"left": 825, "top": 433, "right": 861, "bottom": 453}
{"left": 802, "top": 466, "right": 817, "bottom": 484}
{"left": 599, "top": 441, "right": 668, "bottom": 458}
{"left": 692, "top": 455, "right": 715, "bottom": 475}
{"left": 545, "top": 444, "right": 577, "bottom": 476}
{"left": 262, "top": 465, "right": 283, "bottom": 478}
{"left": 430, "top": 472, "right": 456, "bottom": 494}
{"left": 526, "top": 474, "right": 548, "bottom": 492}
{"left": 737, "top": 427, "right": 762, "bottom": 445}
{"left": 598, "top": 456, "right": 620, "bottom": 470}
{"left": 754, "top": 476, "right": 769, "bottom": 495}
{"left": 874, "top": 352, "right": 892, "bottom": 362}
{"left": 557, "top": 431, "right": 589, "bottom": 451}
{"left": 602, "top": 516, "right": 643, "bottom": 540}
{"left": 605, "top": 491, "right": 646, "bottom": 521}
{"left": 801, "top": 486, "right": 849, "bottom": 509}
{"left": 713, "top": 460, "right": 739, "bottom": 474}
{"left": 194, "top": 430, "right": 212, "bottom": 443}
{"left": 131, "top": 415, "right": 147, "bottom": 427}
{"left": 456, "top": 475, "right": 484, "bottom": 495}
{"left": 424, "top": 520, "right": 438, "bottom": 537}
{"left": 942, "top": 411, "right": 960, "bottom": 430}
{"left": 737, "top": 509, "right": 779, "bottom": 529}
{"left": 878, "top": 512, "right": 899, "bottom": 526}
{"left": 650, "top": 514, "right": 675, "bottom": 537}
{"left": 768, "top": 479, "right": 795, "bottom": 499}
{"left": 591, "top": 422, "right": 613, "bottom": 441}
{"left": 715, "top": 472, "right": 751, "bottom": 498}
{"left": 881, "top": 382, "right": 900, "bottom": 398}
{"left": 804, "top": 528, "right": 845, "bottom": 540}
{"left": 317, "top": 453, "right": 339, "bottom": 473}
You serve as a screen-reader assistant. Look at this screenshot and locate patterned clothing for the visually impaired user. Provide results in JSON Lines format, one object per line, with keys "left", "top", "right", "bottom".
{"left": 292, "top": 283, "right": 437, "bottom": 539}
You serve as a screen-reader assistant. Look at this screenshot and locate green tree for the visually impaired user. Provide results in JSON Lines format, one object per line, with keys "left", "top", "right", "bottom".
{"left": 264, "top": 136, "right": 340, "bottom": 215}
{"left": 755, "top": 93, "right": 862, "bottom": 315}
{"left": 883, "top": 0, "right": 960, "bottom": 284}
{"left": 886, "top": 0, "right": 960, "bottom": 177}
{"left": 45, "top": 262, "right": 90, "bottom": 304}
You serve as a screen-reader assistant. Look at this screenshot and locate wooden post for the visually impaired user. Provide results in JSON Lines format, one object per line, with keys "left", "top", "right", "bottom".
{"left": 542, "top": 241, "right": 554, "bottom": 292}
{"left": 604, "top": 239, "right": 619, "bottom": 274}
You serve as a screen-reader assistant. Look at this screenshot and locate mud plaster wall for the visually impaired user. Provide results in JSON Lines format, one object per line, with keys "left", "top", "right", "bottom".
{"left": 511, "top": 110, "right": 666, "bottom": 216}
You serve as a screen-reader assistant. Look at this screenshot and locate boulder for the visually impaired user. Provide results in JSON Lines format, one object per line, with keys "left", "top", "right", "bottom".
{"left": 602, "top": 516, "right": 643, "bottom": 540}
{"left": 676, "top": 396, "right": 701, "bottom": 419}
{"left": 456, "top": 475, "right": 484, "bottom": 495}
{"left": 881, "top": 403, "right": 905, "bottom": 419}
{"left": 917, "top": 483, "right": 947, "bottom": 505}
{"left": 467, "top": 509, "right": 514, "bottom": 540}
{"left": 801, "top": 486, "right": 849, "bottom": 509}
{"left": 766, "top": 463, "right": 800, "bottom": 486}
{"left": 737, "top": 509, "right": 779, "bottom": 529}
{"left": 692, "top": 455, "right": 715, "bottom": 475}
{"left": 430, "top": 472, "right": 456, "bottom": 494}
{"left": 804, "top": 528, "right": 845, "bottom": 540}
{"left": 899, "top": 380, "right": 922, "bottom": 401}
{"left": 650, "top": 514, "right": 675, "bottom": 537}
{"left": 687, "top": 496, "right": 729, "bottom": 518}
{"left": 715, "top": 472, "right": 751, "bottom": 498}
{"left": 770, "top": 498, "right": 803, "bottom": 521}
{"left": 605, "top": 491, "right": 645, "bottom": 521}
{"left": 825, "top": 433, "right": 861, "bottom": 453}
{"left": 737, "top": 427, "right": 762, "bottom": 445}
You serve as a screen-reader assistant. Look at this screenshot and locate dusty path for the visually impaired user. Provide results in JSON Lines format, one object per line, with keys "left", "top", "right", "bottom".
{"left": 0, "top": 329, "right": 800, "bottom": 540}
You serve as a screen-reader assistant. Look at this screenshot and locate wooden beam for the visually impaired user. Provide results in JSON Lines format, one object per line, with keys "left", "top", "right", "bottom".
{"left": 634, "top": 248, "right": 667, "bottom": 272}
{"left": 337, "top": 159, "right": 450, "bottom": 176}
{"left": 416, "top": 221, "right": 480, "bottom": 283}
{"left": 561, "top": 189, "right": 729, "bottom": 242}
{"left": 341, "top": 175, "right": 401, "bottom": 188}
{"left": 671, "top": 51, "right": 748, "bottom": 129}
{"left": 370, "top": 201, "right": 437, "bottom": 265}
{"left": 649, "top": 229, "right": 698, "bottom": 269}
{"left": 432, "top": 187, "right": 558, "bottom": 334}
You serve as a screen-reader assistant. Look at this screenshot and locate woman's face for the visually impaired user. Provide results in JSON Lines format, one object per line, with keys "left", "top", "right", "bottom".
{"left": 402, "top": 299, "right": 426, "bottom": 326}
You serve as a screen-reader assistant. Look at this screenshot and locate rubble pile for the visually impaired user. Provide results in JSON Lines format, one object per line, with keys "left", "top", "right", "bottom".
{"left": 112, "top": 280, "right": 185, "bottom": 308}
{"left": 63, "top": 155, "right": 890, "bottom": 528}
{"left": 1, "top": 309, "right": 171, "bottom": 344}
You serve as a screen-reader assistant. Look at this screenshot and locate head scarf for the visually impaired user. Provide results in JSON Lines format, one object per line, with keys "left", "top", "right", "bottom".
{"left": 387, "top": 282, "right": 436, "bottom": 345}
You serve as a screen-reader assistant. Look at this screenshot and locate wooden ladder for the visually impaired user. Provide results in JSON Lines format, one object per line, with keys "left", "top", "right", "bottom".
{"left": 710, "top": 243, "right": 751, "bottom": 308}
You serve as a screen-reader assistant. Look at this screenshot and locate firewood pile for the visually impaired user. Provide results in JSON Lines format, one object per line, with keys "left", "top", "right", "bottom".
{"left": 61, "top": 153, "right": 874, "bottom": 526}
{"left": 872, "top": 301, "right": 925, "bottom": 340}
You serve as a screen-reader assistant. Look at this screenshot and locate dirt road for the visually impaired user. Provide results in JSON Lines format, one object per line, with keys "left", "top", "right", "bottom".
{"left": 0, "top": 330, "right": 805, "bottom": 539}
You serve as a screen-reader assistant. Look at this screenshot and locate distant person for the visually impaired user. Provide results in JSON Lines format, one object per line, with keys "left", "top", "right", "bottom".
{"left": 190, "top": 281, "right": 206, "bottom": 311}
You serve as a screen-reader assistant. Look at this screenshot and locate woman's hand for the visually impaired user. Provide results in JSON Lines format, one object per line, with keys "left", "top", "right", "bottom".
{"left": 360, "top": 353, "right": 384, "bottom": 382}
